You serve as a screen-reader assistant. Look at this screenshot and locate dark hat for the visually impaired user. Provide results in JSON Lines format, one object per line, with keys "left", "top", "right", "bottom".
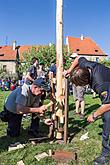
{"left": 33, "top": 78, "right": 50, "bottom": 92}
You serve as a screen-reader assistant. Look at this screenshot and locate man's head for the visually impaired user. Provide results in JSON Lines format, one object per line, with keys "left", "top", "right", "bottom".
{"left": 31, "top": 77, "right": 50, "bottom": 95}
{"left": 70, "top": 67, "right": 90, "bottom": 86}
{"left": 31, "top": 57, "right": 39, "bottom": 66}
{"left": 39, "top": 61, "right": 45, "bottom": 69}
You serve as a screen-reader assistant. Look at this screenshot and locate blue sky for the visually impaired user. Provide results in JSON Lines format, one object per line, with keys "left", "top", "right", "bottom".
{"left": 0, "top": 0, "right": 110, "bottom": 55}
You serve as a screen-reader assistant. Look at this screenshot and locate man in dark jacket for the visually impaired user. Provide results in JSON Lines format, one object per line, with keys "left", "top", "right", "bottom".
{"left": 65, "top": 56, "right": 110, "bottom": 165}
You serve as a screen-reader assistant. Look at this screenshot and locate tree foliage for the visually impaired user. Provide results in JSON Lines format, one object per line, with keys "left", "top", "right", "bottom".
{"left": 100, "top": 59, "right": 110, "bottom": 68}
{"left": 18, "top": 44, "right": 71, "bottom": 74}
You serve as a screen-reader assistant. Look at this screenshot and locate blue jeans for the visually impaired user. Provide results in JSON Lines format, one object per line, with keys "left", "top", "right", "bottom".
{"left": 102, "top": 110, "right": 110, "bottom": 156}
{"left": 6, "top": 107, "right": 39, "bottom": 137}
{"left": 7, "top": 110, "right": 23, "bottom": 137}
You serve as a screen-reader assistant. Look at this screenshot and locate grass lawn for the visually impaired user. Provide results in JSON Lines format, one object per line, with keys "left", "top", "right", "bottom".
{"left": 0, "top": 91, "right": 104, "bottom": 165}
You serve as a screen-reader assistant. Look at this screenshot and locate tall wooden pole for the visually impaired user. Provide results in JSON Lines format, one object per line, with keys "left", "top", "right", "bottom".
{"left": 56, "top": 0, "right": 64, "bottom": 139}
{"left": 64, "top": 78, "right": 69, "bottom": 144}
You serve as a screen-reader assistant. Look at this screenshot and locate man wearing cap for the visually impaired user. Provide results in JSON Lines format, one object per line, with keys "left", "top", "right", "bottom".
{"left": 23, "top": 57, "right": 45, "bottom": 137}
{"left": 3, "top": 77, "right": 51, "bottom": 137}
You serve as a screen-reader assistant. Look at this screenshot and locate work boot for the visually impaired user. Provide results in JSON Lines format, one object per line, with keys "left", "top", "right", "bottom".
{"left": 93, "top": 154, "right": 110, "bottom": 165}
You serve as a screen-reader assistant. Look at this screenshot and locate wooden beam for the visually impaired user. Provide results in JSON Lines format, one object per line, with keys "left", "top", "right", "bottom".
{"left": 56, "top": 0, "right": 64, "bottom": 139}
{"left": 64, "top": 78, "right": 69, "bottom": 144}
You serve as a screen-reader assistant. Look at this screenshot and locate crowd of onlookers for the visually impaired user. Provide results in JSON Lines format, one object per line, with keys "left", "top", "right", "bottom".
{"left": 0, "top": 77, "right": 25, "bottom": 91}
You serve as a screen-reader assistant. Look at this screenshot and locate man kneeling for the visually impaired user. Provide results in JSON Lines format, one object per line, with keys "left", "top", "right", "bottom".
{"left": 2, "top": 77, "right": 51, "bottom": 137}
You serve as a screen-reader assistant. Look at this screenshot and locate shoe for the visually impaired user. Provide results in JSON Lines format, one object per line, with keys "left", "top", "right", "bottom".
{"left": 73, "top": 112, "right": 80, "bottom": 115}
{"left": 93, "top": 154, "right": 110, "bottom": 165}
{"left": 80, "top": 114, "right": 84, "bottom": 119}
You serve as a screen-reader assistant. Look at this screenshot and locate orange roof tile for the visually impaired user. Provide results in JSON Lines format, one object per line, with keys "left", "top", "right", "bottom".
{"left": 19, "top": 45, "right": 39, "bottom": 61}
{"left": 67, "top": 36, "right": 107, "bottom": 56}
{"left": 0, "top": 45, "right": 39, "bottom": 61}
{"left": 0, "top": 46, "right": 17, "bottom": 60}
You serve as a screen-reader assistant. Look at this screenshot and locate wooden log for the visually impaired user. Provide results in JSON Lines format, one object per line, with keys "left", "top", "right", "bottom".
{"left": 64, "top": 78, "right": 69, "bottom": 144}
{"left": 48, "top": 71, "right": 56, "bottom": 139}
{"left": 56, "top": 0, "right": 64, "bottom": 140}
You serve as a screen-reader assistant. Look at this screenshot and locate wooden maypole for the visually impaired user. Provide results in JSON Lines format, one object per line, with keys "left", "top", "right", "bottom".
{"left": 56, "top": 0, "right": 64, "bottom": 139}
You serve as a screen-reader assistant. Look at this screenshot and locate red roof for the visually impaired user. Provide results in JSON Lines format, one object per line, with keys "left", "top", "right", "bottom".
{"left": 0, "top": 46, "right": 17, "bottom": 60}
{"left": 0, "top": 45, "right": 39, "bottom": 61}
{"left": 19, "top": 45, "right": 39, "bottom": 61}
{"left": 67, "top": 36, "right": 107, "bottom": 56}
{"left": 19, "top": 45, "right": 32, "bottom": 54}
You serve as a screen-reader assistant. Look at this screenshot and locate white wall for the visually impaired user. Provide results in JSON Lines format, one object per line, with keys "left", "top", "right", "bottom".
{"left": 0, "top": 61, "right": 16, "bottom": 73}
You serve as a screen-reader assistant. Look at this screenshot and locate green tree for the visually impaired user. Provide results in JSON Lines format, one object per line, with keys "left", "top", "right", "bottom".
{"left": 100, "top": 59, "right": 110, "bottom": 68}
{"left": 18, "top": 45, "right": 71, "bottom": 74}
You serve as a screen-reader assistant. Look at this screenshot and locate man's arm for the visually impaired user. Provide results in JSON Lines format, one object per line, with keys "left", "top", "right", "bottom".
{"left": 68, "top": 56, "right": 79, "bottom": 73}
{"left": 25, "top": 72, "right": 34, "bottom": 82}
{"left": 49, "top": 71, "right": 53, "bottom": 81}
{"left": 87, "top": 103, "right": 110, "bottom": 122}
{"left": 16, "top": 103, "right": 53, "bottom": 125}
{"left": 64, "top": 56, "right": 79, "bottom": 77}
{"left": 16, "top": 104, "right": 47, "bottom": 114}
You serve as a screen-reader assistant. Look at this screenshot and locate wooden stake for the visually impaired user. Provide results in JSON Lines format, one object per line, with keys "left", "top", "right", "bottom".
{"left": 56, "top": 0, "right": 64, "bottom": 140}
{"left": 64, "top": 78, "right": 69, "bottom": 144}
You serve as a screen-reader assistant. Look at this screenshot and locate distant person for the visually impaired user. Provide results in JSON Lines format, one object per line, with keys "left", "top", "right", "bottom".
{"left": 25, "top": 57, "right": 39, "bottom": 85}
{"left": 10, "top": 80, "right": 17, "bottom": 91}
{"left": 70, "top": 53, "right": 85, "bottom": 119}
{"left": 73, "top": 84, "right": 85, "bottom": 119}
{"left": 37, "top": 61, "right": 47, "bottom": 79}
{"left": 48, "top": 61, "right": 56, "bottom": 95}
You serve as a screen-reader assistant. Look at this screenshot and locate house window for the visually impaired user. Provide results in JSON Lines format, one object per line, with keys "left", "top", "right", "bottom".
{"left": 95, "top": 49, "right": 98, "bottom": 52}
{"left": 3, "top": 65, "right": 7, "bottom": 71}
{"left": 96, "top": 57, "right": 99, "bottom": 62}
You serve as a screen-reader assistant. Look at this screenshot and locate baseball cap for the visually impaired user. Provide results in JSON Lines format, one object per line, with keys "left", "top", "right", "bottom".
{"left": 33, "top": 78, "right": 50, "bottom": 92}
{"left": 70, "top": 53, "right": 78, "bottom": 59}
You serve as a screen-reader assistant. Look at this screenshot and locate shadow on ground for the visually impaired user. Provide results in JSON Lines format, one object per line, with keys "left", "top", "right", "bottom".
{"left": 0, "top": 122, "right": 49, "bottom": 152}
{"left": 68, "top": 103, "right": 100, "bottom": 142}
{"left": 0, "top": 127, "right": 28, "bottom": 152}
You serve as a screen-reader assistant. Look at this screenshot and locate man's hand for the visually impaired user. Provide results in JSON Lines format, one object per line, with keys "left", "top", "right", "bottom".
{"left": 87, "top": 114, "right": 94, "bottom": 123}
{"left": 63, "top": 70, "right": 70, "bottom": 78}
{"left": 44, "top": 119, "right": 53, "bottom": 125}
{"left": 38, "top": 105, "right": 47, "bottom": 114}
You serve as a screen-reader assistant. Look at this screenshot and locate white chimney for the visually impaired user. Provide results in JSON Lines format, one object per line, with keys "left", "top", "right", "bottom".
{"left": 49, "top": 43, "right": 52, "bottom": 47}
{"left": 80, "top": 34, "right": 84, "bottom": 41}
{"left": 13, "top": 41, "right": 16, "bottom": 50}
{"left": 66, "top": 37, "right": 70, "bottom": 52}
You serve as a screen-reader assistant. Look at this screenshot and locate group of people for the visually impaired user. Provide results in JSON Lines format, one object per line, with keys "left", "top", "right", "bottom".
{"left": 1, "top": 54, "right": 110, "bottom": 164}
{"left": 0, "top": 78, "right": 17, "bottom": 91}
